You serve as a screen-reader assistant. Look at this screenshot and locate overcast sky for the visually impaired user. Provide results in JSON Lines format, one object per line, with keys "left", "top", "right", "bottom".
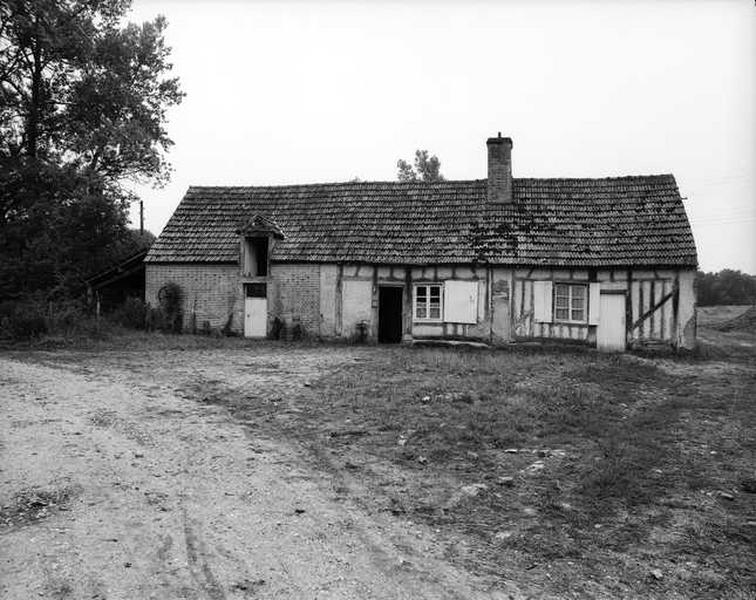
{"left": 128, "top": 0, "right": 755, "bottom": 273}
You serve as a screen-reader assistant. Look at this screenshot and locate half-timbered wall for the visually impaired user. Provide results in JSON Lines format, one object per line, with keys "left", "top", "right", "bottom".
{"left": 329, "top": 263, "right": 492, "bottom": 342}
{"left": 511, "top": 269, "right": 592, "bottom": 343}
{"left": 626, "top": 269, "right": 696, "bottom": 349}
{"left": 510, "top": 267, "right": 697, "bottom": 349}
{"left": 146, "top": 261, "right": 696, "bottom": 350}
{"left": 407, "top": 265, "right": 489, "bottom": 341}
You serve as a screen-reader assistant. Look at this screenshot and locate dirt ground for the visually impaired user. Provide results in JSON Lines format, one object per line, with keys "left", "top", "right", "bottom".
{"left": 0, "top": 346, "right": 517, "bottom": 599}
{"left": 1, "top": 308, "right": 755, "bottom": 599}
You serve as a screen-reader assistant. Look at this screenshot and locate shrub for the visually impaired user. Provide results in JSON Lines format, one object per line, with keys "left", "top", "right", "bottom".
{"left": 145, "top": 305, "right": 166, "bottom": 332}
{"left": 221, "top": 313, "right": 235, "bottom": 336}
{"left": 0, "top": 301, "right": 47, "bottom": 340}
{"left": 110, "top": 297, "right": 147, "bottom": 329}
{"left": 292, "top": 321, "right": 306, "bottom": 341}
{"left": 270, "top": 317, "right": 283, "bottom": 340}
{"left": 157, "top": 282, "right": 183, "bottom": 333}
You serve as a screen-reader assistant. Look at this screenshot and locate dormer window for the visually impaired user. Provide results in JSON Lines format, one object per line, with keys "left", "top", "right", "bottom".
{"left": 243, "top": 236, "right": 269, "bottom": 277}
{"left": 235, "top": 214, "right": 284, "bottom": 278}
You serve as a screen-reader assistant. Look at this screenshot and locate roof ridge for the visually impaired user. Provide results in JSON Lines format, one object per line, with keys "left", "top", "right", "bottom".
{"left": 514, "top": 173, "right": 675, "bottom": 182}
{"left": 187, "top": 180, "right": 486, "bottom": 192}
{"left": 186, "top": 173, "right": 675, "bottom": 193}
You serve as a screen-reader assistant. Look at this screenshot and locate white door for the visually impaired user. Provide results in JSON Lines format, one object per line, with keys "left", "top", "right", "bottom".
{"left": 244, "top": 297, "right": 267, "bottom": 337}
{"left": 597, "top": 293, "right": 626, "bottom": 352}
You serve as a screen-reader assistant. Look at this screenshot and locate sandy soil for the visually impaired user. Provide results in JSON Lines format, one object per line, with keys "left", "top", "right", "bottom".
{"left": 0, "top": 349, "right": 517, "bottom": 600}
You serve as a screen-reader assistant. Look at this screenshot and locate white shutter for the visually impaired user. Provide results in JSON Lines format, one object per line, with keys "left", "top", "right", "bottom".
{"left": 443, "top": 280, "right": 478, "bottom": 324}
{"left": 588, "top": 282, "right": 601, "bottom": 325}
{"left": 342, "top": 279, "right": 373, "bottom": 330}
{"left": 533, "top": 281, "right": 553, "bottom": 322}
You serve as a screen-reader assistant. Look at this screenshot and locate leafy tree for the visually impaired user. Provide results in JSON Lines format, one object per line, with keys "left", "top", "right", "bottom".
{"left": 396, "top": 149, "right": 444, "bottom": 182}
{"left": 696, "top": 269, "right": 756, "bottom": 306}
{"left": 106, "top": 227, "right": 156, "bottom": 264}
{"left": 0, "top": 0, "right": 183, "bottom": 300}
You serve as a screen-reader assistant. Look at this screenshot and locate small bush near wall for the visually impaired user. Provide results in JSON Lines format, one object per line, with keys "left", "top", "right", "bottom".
{"left": 344, "top": 320, "right": 369, "bottom": 344}
{"left": 145, "top": 306, "right": 171, "bottom": 332}
{"left": 292, "top": 321, "right": 306, "bottom": 341}
{"left": 270, "top": 317, "right": 283, "bottom": 340}
{"left": 110, "top": 297, "right": 147, "bottom": 329}
{"left": 221, "top": 313, "right": 236, "bottom": 337}
{"left": 157, "top": 282, "right": 183, "bottom": 333}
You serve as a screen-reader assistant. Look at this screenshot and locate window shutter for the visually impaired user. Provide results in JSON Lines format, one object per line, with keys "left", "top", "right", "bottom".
{"left": 533, "top": 281, "right": 553, "bottom": 322}
{"left": 588, "top": 282, "right": 601, "bottom": 325}
{"left": 443, "top": 280, "right": 478, "bottom": 324}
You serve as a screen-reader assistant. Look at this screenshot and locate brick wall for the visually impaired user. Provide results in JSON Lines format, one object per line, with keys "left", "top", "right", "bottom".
{"left": 269, "top": 263, "right": 321, "bottom": 335}
{"left": 487, "top": 136, "right": 513, "bottom": 204}
{"left": 145, "top": 264, "right": 243, "bottom": 333}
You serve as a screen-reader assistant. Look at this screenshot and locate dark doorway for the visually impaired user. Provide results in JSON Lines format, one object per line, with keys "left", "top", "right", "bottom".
{"left": 252, "top": 237, "right": 268, "bottom": 276}
{"left": 379, "top": 286, "right": 403, "bottom": 343}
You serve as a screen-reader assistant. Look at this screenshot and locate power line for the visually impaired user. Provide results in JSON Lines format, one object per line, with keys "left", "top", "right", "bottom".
{"left": 690, "top": 213, "right": 756, "bottom": 223}
{"left": 691, "top": 218, "right": 756, "bottom": 227}
{"left": 688, "top": 206, "right": 756, "bottom": 218}
{"left": 689, "top": 212, "right": 756, "bottom": 225}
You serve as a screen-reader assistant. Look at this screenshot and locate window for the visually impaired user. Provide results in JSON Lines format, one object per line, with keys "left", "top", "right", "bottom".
{"left": 243, "top": 236, "right": 268, "bottom": 277}
{"left": 253, "top": 237, "right": 268, "bottom": 276}
{"left": 245, "top": 282, "right": 267, "bottom": 298}
{"left": 414, "top": 284, "right": 442, "bottom": 321}
{"left": 554, "top": 283, "right": 587, "bottom": 323}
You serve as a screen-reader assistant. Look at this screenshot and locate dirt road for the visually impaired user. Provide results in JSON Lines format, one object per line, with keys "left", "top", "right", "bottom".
{"left": 0, "top": 349, "right": 514, "bottom": 600}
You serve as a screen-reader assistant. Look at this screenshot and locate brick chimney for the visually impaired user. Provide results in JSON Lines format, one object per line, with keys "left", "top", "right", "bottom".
{"left": 487, "top": 133, "right": 513, "bottom": 204}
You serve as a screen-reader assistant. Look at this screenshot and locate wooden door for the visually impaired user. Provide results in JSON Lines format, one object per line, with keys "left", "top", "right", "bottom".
{"left": 597, "top": 293, "right": 626, "bottom": 352}
{"left": 244, "top": 283, "right": 267, "bottom": 338}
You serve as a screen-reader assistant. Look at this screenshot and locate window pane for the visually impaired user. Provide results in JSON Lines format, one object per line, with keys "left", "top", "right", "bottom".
{"left": 430, "top": 306, "right": 440, "bottom": 319}
{"left": 572, "top": 297, "right": 584, "bottom": 309}
{"left": 430, "top": 286, "right": 440, "bottom": 299}
{"left": 555, "top": 284, "right": 568, "bottom": 296}
{"left": 555, "top": 297, "right": 569, "bottom": 308}
{"left": 572, "top": 285, "right": 586, "bottom": 298}
{"left": 416, "top": 286, "right": 427, "bottom": 299}
{"left": 555, "top": 308, "right": 569, "bottom": 320}
{"left": 416, "top": 306, "right": 427, "bottom": 319}
{"left": 572, "top": 309, "right": 585, "bottom": 322}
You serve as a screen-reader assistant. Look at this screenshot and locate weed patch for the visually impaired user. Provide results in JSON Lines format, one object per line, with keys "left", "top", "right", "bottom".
{"left": 189, "top": 343, "right": 756, "bottom": 598}
{"left": 0, "top": 485, "right": 80, "bottom": 530}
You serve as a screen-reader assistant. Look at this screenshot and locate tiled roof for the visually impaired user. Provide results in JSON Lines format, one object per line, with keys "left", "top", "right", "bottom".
{"left": 145, "top": 175, "right": 697, "bottom": 267}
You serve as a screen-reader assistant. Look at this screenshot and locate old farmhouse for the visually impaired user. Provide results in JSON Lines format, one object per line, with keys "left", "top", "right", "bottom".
{"left": 145, "top": 135, "right": 698, "bottom": 351}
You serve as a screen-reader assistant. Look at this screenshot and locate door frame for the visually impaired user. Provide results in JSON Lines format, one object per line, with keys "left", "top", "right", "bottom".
{"left": 244, "top": 282, "right": 268, "bottom": 338}
{"left": 378, "top": 284, "right": 404, "bottom": 343}
{"left": 596, "top": 290, "right": 627, "bottom": 352}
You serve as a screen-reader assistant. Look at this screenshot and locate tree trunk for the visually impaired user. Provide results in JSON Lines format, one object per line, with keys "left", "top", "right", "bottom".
{"left": 27, "top": 28, "right": 42, "bottom": 158}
